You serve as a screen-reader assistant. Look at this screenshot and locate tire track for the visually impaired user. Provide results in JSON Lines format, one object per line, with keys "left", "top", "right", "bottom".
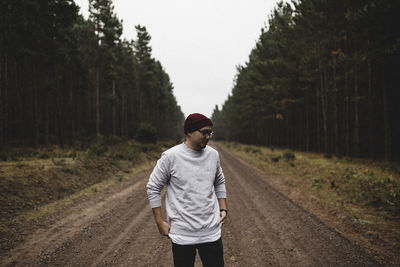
{"left": 38, "top": 176, "right": 153, "bottom": 266}
{"left": 90, "top": 192, "right": 172, "bottom": 267}
{"left": 221, "top": 148, "right": 317, "bottom": 265}
{"left": 89, "top": 200, "right": 151, "bottom": 267}
{"left": 102, "top": 203, "right": 173, "bottom": 267}
{"left": 2, "top": 170, "right": 151, "bottom": 266}
{"left": 220, "top": 148, "right": 289, "bottom": 266}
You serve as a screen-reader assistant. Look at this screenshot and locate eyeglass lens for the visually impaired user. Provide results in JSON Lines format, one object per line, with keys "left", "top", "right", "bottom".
{"left": 199, "top": 130, "right": 213, "bottom": 136}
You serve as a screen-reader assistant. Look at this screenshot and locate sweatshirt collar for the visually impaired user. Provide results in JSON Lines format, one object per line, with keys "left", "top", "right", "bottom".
{"left": 182, "top": 142, "right": 205, "bottom": 156}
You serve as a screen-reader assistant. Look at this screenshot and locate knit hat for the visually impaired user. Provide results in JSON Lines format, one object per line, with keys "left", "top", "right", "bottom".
{"left": 184, "top": 113, "right": 213, "bottom": 134}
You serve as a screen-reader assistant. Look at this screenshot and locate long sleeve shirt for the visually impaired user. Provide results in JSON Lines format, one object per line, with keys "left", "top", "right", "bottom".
{"left": 146, "top": 143, "right": 226, "bottom": 243}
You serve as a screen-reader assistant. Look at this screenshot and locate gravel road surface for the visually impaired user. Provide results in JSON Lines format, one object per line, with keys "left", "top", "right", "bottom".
{"left": 1, "top": 144, "right": 377, "bottom": 266}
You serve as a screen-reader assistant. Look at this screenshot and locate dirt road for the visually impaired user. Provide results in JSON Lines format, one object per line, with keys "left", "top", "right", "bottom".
{"left": 1, "top": 144, "right": 377, "bottom": 266}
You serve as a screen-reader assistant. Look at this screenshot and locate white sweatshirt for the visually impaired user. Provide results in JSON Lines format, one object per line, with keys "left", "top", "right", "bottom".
{"left": 146, "top": 143, "right": 226, "bottom": 242}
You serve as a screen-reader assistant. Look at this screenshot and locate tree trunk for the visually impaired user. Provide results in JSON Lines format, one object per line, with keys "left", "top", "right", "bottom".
{"left": 76, "top": 78, "right": 81, "bottom": 136}
{"left": 69, "top": 77, "right": 74, "bottom": 145}
{"left": 17, "top": 58, "right": 23, "bottom": 144}
{"left": 34, "top": 87, "right": 39, "bottom": 147}
{"left": 95, "top": 14, "right": 101, "bottom": 138}
{"left": 318, "top": 47, "right": 328, "bottom": 153}
{"left": 33, "top": 63, "right": 39, "bottom": 147}
{"left": 323, "top": 66, "right": 329, "bottom": 153}
{"left": 0, "top": 26, "right": 6, "bottom": 147}
{"left": 0, "top": 50, "right": 5, "bottom": 147}
{"left": 382, "top": 72, "right": 391, "bottom": 161}
{"left": 285, "top": 107, "right": 290, "bottom": 148}
{"left": 121, "top": 90, "right": 126, "bottom": 137}
{"left": 332, "top": 56, "right": 339, "bottom": 155}
{"left": 139, "top": 90, "right": 143, "bottom": 123}
{"left": 112, "top": 79, "right": 116, "bottom": 137}
{"left": 56, "top": 94, "right": 64, "bottom": 148}
{"left": 305, "top": 93, "right": 310, "bottom": 152}
{"left": 0, "top": 47, "right": 3, "bottom": 147}
{"left": 2, "top": 51, "right": 9, "bottom": 146}
{"left": 45, "top": 92, "right": 49, "bottom": 145}
{"left": 55, "top": 75, "right": 64, "bottom": 148}
{"left": 315, "top": 84, "right": 321, "bottom": 153}
{"left": 96, "top": 68, "right": 100, "bottom": 136}
{"left": 367, "top": 56, "right": 374, "bottom": 158}
{"left": 274, "top": 117, "right": 278, "bottom": 147}
{"left": 344, "top": 70, "right": 350, "bottom": 156}
{"left": 353, "top": 65, "right": 360, "bottom": 157}
{"left": 87, "top": 77, "right": 92, "bottom": 136}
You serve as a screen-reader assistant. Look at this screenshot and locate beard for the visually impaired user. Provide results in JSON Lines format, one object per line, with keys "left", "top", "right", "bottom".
{"left": 199, "top": 139, "right": 208, "bottom": 149}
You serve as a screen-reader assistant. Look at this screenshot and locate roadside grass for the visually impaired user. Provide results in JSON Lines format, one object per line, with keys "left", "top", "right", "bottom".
{"left": 219, "top": 141, "right": 400, "bottom": 264}
{"left": 0, "top": 137, "right": 176, "bottom": 252}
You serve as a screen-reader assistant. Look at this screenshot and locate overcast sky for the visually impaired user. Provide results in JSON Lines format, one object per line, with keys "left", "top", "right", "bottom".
{"left": 74, "top": 0, "right": 282, "bottom": 118}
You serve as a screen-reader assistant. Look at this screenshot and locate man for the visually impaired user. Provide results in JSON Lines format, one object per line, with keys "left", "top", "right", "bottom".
{"left": 147, "top": 113, "right": 227, "bottom": 267}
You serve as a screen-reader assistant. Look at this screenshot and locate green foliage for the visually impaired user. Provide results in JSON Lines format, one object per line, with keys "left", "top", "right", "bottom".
{"left": 352, "top": 218, "right": 374, "bottom": 225}
{"left": 0, "top": 153, "right": 7, "bottom": 161}
{"left": 244, "top": 146, "right": 261, "bottom": 154}
{"left": 90, "top": 143, "right": 108, "bottom": 157}
{"left": 136, "top": 123, "right": 157, "bottom": 144}
{"left": 271, "top": 156, "right": 281, "bottom": 163}
{"left": 96, "top": 135, "right": 124, "bottom": 146}
{"left": 108, "top": 144, "right": 141, "bottom": 162}
{"left": 0, "top": 147, "right": 42, "bottom": 161}
{"left": 39, "top": 153, "right": 50, "bottom": 159}
{"left": 283, "top": 152, "right": 296, "bottom": 161}
{"left": 311, "top": 177, "right": 322, "bottom": 190}
{"left": 139, "top": 143, "right": 158, "bottom": 153}
{"left": 341, "top": 168, "right": 400, "bottom": 213}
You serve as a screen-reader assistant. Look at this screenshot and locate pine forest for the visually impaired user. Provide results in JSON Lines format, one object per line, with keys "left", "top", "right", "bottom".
{"left": 212, "top": 0, "right": 400, "bottom": 161}
{"left": 1, "top": 0, "right": 399, "bottom": 161}
{"left": 0, "top": 0, "right": 184, "bottom": 147}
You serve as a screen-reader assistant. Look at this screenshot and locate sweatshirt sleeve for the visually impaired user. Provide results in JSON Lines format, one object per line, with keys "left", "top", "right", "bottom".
{"left": 214, "top": 153, "right": 227, "bottom": 199}
{"left": 146, "top": 153, "right": 171, "bottom": 208}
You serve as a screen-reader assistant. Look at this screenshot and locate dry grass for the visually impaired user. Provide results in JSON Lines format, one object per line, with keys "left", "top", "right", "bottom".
{"left": 0, "top": 138, "right": 176, "bottom": 252}
{"left": 219, "top": 141, "right": 400, "bottom": 264}
{"left": 11, "top": 159, "right": 155, "bottom": 230}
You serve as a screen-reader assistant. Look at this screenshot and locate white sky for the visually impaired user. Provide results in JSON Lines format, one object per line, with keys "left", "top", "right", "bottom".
{"left": 74, "top": 0, "right": 281, "bottom": 118}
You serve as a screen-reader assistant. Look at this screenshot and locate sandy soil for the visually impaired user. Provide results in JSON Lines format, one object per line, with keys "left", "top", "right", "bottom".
{"left": 1, "top": 144, "right": 378, "bottom": 266}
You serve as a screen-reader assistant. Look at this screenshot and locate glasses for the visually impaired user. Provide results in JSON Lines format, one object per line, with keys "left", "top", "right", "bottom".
{"left": 197, "top": 129, "right": 214, "bottom": 137}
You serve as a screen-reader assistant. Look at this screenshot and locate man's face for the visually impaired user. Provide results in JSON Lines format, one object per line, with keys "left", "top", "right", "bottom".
{"left": 188, "top": 125, "right": 213, "bottom": 150}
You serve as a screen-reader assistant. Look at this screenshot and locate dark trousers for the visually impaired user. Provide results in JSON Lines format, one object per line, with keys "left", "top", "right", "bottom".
{"left": 172, "top": 238, "right": 224, "bottom": 267}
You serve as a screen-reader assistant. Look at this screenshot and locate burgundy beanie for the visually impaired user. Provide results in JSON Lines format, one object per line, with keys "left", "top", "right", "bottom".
{"left": 184, "top": 113, "right": 213, "bottom": 134}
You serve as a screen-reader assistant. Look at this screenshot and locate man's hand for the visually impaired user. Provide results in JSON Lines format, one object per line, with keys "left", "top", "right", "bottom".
{"left": 220, "top": 210, "right": 227, "bottom": 224}
{"left": 218, "top": 198, "right": 227, "bottom": 224}
{"left": 152, "top": 207, "right": 170, "bottom": 237}
{"left": 157, "top": 220, "right": 171, "bottom": 237}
